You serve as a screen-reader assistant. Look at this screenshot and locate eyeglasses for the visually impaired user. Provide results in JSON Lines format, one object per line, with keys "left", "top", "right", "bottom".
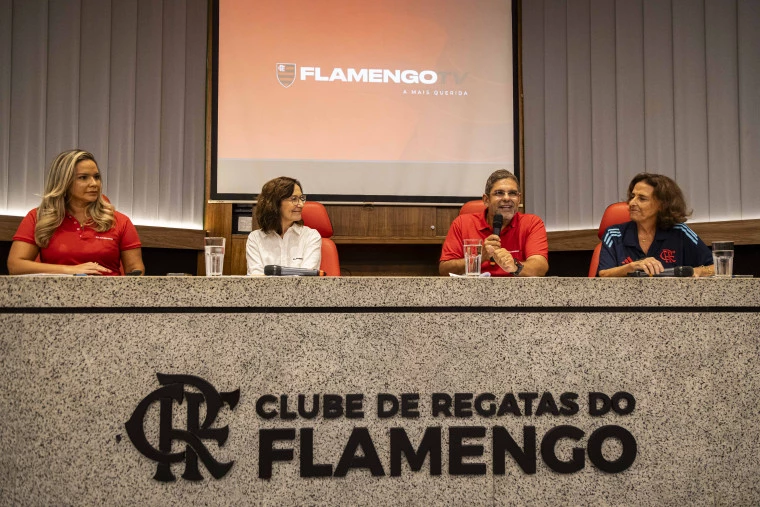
{"left": 285, "top": 195, "right": 307, "bottom": 205}
{"left": 491, "top": 190, "right": 520, "bottom": 199}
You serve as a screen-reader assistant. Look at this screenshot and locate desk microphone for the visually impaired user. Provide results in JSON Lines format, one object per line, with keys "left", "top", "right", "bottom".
{"left": 489, "top": 214, "right": 503, "bottom": 264}
{"left": 627, "top": 266, "right": 694, "bottom": 277}
{"left": 264, "top": 265, "right": 326, "bottom": 276}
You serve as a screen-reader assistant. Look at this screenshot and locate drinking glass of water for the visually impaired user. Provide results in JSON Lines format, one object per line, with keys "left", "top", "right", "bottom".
{"left": 463, "top": 239, "right": 482, "bottom": 277}
{"left": 712, "top": 240, "right": 734, "bottom": 278}
{"left": 204, "top": 237, "right": 226, "bottom": 276}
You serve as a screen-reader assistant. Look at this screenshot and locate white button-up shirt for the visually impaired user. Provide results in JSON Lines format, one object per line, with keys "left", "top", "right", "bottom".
{"left": 246, "top": 224, "right": 322, "bottom": 275}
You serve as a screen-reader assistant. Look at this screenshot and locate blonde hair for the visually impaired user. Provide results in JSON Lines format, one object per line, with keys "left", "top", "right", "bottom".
{"left": 35, "top": 149, "right": 115, "bottom": 247}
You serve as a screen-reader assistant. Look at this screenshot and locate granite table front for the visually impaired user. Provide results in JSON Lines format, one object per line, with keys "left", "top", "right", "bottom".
{"left": 1, "top": 277, "right": 758, "bottom": 506}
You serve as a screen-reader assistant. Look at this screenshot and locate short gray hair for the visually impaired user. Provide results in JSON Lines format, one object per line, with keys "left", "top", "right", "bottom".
{"left": 484, "top": 169, "right": 519, "bottom": 195}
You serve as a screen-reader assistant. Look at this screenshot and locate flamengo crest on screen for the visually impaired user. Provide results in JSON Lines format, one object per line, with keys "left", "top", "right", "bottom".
{"left": 276, "top": 63, "right": 297, "bottom": 88}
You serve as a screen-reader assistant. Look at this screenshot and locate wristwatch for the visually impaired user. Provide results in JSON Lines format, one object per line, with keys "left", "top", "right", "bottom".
{"left": 513, "top": 260, "right": 523, "bottom": 277}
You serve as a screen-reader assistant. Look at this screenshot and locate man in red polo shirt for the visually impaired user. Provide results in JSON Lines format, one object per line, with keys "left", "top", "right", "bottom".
{"left": 439, "top": 169, "right": 549, "bottom": 277}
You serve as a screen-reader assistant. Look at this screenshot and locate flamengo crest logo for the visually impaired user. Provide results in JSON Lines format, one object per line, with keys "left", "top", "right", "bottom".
{"left": 659, "top": 249, "right": 676, "bottom": 264}
{"left": 276, "top": 63, "right": 297, "bottom": 88}
{"left": 125, "top": 373, "right": 240, "bottom": 482}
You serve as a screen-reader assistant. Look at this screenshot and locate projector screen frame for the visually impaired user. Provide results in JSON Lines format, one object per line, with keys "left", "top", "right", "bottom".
{"left": 209, "top": 0, "right": 522, "bottom": 205}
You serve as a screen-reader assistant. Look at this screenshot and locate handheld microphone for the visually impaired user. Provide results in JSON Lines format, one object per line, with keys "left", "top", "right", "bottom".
{"left": 489, "top": 214, "right": 503, "bottom": 264}
{"left": 627, "top": 266, "right": 694, "bottom": 277}
{"left": 492, "top": 213, "right": 503, "bottom": 237}
{"left": 264, "top": 265, "right": 326, "bottom": 276}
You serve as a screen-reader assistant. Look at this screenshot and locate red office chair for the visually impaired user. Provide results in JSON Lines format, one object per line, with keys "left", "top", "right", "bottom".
{"left": 459, "top": 200, "right": 485, "bottom": 215}
{"left": 588, "top": 202, "right": 630, "bottom": 277}
{"left": 300, "top": 201, "right": 340, "bottom": 276}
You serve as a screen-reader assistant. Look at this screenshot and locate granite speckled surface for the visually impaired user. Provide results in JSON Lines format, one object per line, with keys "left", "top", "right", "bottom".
{"left": 0, "top": 277, "right": 759, "bottom": 506}
{"left": 0, "top": 276, "right": 758, "bottom": 308}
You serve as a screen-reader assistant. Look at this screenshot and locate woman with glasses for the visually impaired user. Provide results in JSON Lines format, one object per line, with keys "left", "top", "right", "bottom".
{"left": 597, "top": 173, "right": 714, "bottom": 277}
{"left": 246, "top": 176, "right": 322, "bottom": 275}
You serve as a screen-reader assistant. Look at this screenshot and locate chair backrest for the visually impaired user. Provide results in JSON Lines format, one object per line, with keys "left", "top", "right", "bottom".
{"left": 459, "top": 200, "right": 485, "bottom": 215}
{"left": 300, "top": 201, "right": 340, "bottom": 276}
{"left": 596, "top": 202, "right": 630, "bottom": 240}
{"left": 588, "top": 202, "right": 630, "bottom": 277}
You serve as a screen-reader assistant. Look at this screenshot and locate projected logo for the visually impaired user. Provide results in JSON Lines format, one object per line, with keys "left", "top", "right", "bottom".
{"left": 275, "top": 62, "right": 439, "bottom": 86}
{"left": 276, "top": 63, "right": 297, "bottom": 88}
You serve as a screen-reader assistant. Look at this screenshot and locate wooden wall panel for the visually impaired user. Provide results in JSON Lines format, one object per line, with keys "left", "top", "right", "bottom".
{"left": 229, "top": 235, "right": 248, "bottom": 276}
{"left": 326, "top": 205, "right": 438, "bottom": 241}
{"left": 435, "top": 207, "right": 461, "bottom": 239}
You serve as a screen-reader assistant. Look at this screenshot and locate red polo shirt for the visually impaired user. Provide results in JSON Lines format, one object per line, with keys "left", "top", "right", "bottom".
{"left": 13, "top": 208, "right": 142, "bottom": 276}
{"left": 440, "top": 210, "right": 548, "bottom": 277}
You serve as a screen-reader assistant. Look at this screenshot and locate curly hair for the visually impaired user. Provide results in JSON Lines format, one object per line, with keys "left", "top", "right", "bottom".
{"left": 627, "top": 173, "right": 691, "bottom": 228}
{"left": 254, "top": 176, "right": 303, "bottom": 234}
{"left": 484, "top": 169, "right": 519, "bottom": 196}
{"left": 35, "top": 149, "right": 115, "bottom": 247}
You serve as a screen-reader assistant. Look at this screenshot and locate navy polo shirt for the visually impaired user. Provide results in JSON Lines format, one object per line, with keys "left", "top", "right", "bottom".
{"left": 598, "top": 221, "right": 713, "bottom": 274}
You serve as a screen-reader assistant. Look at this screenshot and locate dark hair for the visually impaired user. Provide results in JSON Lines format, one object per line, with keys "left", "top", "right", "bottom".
{"left": 484, "top": 169, "right": 519, "bottom": 195}
{"left": 627, "top": 173, "right": 691, "bottom": 228}
{"left": 255, "top": 176, "right": 303, "bottom": 234}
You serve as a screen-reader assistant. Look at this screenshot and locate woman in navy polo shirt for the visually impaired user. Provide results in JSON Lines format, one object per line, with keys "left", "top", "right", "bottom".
{"left": 7, "top": 149, "right": 144, "bottom": 276}
{"left": 597, "top": 173, "right": 714, "bottom": 277}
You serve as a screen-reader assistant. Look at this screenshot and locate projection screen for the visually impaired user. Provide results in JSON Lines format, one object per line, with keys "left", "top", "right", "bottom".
{"left": 212, "top": 0, "right": 517, "bottom": 204}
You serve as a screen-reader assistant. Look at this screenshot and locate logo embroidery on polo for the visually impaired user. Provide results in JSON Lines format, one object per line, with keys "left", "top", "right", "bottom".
{"left": 659, "top": 249, "right": 676, "bottom": 264}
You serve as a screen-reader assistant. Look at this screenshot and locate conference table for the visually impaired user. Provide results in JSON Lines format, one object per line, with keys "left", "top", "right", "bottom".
{"left": 1, "top": 276, "right": 758, "bottom": 506}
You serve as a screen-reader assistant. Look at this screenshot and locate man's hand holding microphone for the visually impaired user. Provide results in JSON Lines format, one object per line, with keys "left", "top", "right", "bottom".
{"left": 484, "top": 213, "right": 522, "bottom": 276}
